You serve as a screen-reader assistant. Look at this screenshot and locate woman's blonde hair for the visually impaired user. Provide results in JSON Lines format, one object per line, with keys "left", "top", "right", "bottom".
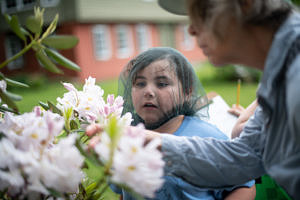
{"left": 187, "top": 0, "right": 293, "bottom": 39}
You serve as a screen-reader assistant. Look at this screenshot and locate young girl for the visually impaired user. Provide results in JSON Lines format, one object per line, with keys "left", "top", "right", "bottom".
{"left": 112, "top": 47, "right": 255, "bottom": 200}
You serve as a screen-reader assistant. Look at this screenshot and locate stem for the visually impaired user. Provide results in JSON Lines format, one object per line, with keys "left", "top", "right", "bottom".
{"left": 0, "top": 41, "right": 34, "bottom": 69}
{"left": 97, "top": 183, "right": 109, "bottom": 196}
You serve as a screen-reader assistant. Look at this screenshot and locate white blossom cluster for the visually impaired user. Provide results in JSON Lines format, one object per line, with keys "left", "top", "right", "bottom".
{"left": 0, "top": 107, "right": 84, "bottom": 198}
{"left": 57, "top": 76, "right": 165, "bottom": 197}
{"left": 57, "top": 76, "right": 132, "bottom": 126}
{"left": 95, "top": 124, "right": 165, "bottom": 198}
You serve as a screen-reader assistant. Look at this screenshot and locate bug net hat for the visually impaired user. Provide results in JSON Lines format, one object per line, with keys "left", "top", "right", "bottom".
{"left": 118, "top": 47, "right": 208, "bottom": 130}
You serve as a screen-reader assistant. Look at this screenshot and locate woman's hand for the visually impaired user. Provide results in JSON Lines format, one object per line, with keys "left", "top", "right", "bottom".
{"left": 85, "top": 123, "right": 103, "bottom": 148}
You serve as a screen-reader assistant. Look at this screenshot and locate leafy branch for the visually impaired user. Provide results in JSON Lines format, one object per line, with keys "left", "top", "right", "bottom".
{"left": 0, "top": 7, "right": 81, "bottom": 113}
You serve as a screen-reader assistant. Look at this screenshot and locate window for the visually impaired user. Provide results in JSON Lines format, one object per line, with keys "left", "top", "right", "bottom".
{"left": 40, "top": 0, "right": 60, "bottom": 7}
{"left": 1, "top": 0, "right": 36, "bottom": 14}
{"left": 180, "top": 24, "right": 195, "bottom": 51}
{"left": 92, "top": 25, "right": 112, "bottom": 60}
{"left": 6, "top": 0, "right": 17, "bottom": 9}
{"left": 4, "top": 34, "right": 24, "bottom": 70}
{"left": 22, "top": 0, "right": 36, "bottom": 10}
{"left": 135, "top": 24, "right": 152, "bottom": 52}
{"left": 23, "top": 0, "right": 35, "bottom": 5}
{"left": 115, "top": 25, "right": 133, "bottom": 58}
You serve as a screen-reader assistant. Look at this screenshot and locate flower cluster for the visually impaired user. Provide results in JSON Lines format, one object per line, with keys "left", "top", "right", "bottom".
{"left": 0, "top": 107, "right": 84, "bottom": 198}
{"left": 56, "top": 76, "right": 132, "bottom": 126}
{"left": 57, "top": 76, "right": 165, "bottom": 198}
{"left": 0, "top": 76, "right": 165, "bottom": 199}
{"left": 95, "top": 124, "right": 164, "bottom": 198}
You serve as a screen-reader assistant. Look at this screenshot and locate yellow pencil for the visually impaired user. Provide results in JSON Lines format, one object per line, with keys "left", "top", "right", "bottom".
{"left": 237, "top": 79, "right": 241, "bottom": 107}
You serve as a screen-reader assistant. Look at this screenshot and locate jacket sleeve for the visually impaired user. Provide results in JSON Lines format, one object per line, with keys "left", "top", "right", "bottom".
{"left": 286, "top": 56, "right": 300, "bottom": 143}
{"left": 161, "top": 106, "right": 266, "bottom": 189}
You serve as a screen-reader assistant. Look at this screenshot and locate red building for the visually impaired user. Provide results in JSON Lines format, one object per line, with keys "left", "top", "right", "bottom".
{"left": 0, "top": 0, "right": 206, "bottom": 82}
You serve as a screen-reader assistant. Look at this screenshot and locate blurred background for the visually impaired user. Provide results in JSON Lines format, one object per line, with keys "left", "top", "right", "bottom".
{"left": 0, "top": 0, "right": 298, "bottom": 199}
{"left": 0, "top": 0, "right": 260, "bottom": 113}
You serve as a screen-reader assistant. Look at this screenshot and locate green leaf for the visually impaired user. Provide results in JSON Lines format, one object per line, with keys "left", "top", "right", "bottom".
{"left": 70, "top": 119, "right": 79, "bottom": 130}
{"left": 106, "top": 116, "right": 119, "bottom": 140}
{"left": 4, "top": 14, "right": 11, "bottom": 23}
{"left": 0, "top": 105, "right": 18, "bottom": 114}
{"left": 36, "top": 49, "right": 63, "bottom": 74}
{"left": 46, "top": 188, "right": 63, "bottom": 198}
{"left": 75, "top": 139, "right": 103, "bottom": 167}
{"left": 0, "top": 74, "right": 29, "bottom": 88}
{"left": 5, "top": 78, "right": 29, "bottom": 88}
{"left": 42, "top": 35, "right": 79, "bottom": 49}
{"left": 41, "top": 14, "right": 59, "bottom": 39}
{"left": 55, "top": 130, "right": 68, "bottom": 141}
{"left": 5, "top": 14, "right": 26, "bottom": 41}
{"left": 0, "top": 89, "right": 18, "bottom": 113}
{"left": 44, "top": 48, "right": 81, "bottom": 71}
{"left": 83, "top": 159, "right": 105, "bottom": 183}
{"left": 4, "top": 91, "right": 22, "bottom": 101}
{"left": 47, "top": 101, "right": 62, "bottom": 115}
{"left": 26, "top": 15, "right": 42, "bottom": 34}
{"left": 39, "top": 101, "right": 49, "bottom": 110}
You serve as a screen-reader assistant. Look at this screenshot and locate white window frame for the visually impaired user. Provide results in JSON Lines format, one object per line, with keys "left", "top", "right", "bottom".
{"left": 135, "top": 24, "right": 152, "bottom": 52}
{"left": 4, "top": 34, "right": 24, "bottom": 70}
{"left": 1, "top": 0, "right": 36, "bottom": 14}
{"left": 115, "top": 24, "right": 133, "bottom": 59}
{"left": 180, "top": 24, "right": 195, "bottom": 51}
{"left": 92, "top": 25, "right": 112, "bottom": 61}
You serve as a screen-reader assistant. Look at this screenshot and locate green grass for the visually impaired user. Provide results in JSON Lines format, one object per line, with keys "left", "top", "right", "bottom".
{"left": 203, "top": 80, "right": 258, "bottom": 107}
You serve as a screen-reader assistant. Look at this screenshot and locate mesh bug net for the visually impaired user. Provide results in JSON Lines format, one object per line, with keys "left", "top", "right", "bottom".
{"left": 118, "top": 47, "right": 208, "bottom": 130}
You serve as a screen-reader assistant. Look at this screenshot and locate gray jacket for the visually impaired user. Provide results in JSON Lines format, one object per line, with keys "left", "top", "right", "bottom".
{"left": 161, "top": 12, "right": 300, "bottom": 199}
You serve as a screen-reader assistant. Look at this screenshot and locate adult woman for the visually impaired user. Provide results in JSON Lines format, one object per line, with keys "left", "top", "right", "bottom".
{"left": 154, "top": 0, "right": 300, "bottom": 199}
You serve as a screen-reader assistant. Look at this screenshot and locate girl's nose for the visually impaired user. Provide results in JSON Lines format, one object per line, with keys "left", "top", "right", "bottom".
{"left": 143, "top": 86, "right": 155, "bottom": 98}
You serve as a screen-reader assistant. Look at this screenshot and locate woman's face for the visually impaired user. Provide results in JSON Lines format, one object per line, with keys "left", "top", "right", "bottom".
{"left": 131, "top": 59, "right": 182, "bottom": 125}
{"left": 188, "top": 18, "right": 246, "bottom": 66}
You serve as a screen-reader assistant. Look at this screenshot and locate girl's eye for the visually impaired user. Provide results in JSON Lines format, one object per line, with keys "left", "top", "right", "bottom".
{"left": 157, "top": 82, "right": 169, "bottom": 88}
{"left": 134, "top": 81, "right": 146, "bottom": 88}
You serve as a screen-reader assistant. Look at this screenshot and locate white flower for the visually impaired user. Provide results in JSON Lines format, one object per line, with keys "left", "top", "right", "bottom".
{"left": 95, "top": 124, "right": 164, "bottom": 198}
{"left": 29, "top": 134, "right": 84, "bottom": 194}
{"left": 0, "top": 109, "right": 83, "bottom": 197}
{"left": 94, "top": 132, "right": 112, "bottom": 162}
{"left": 0, "top": 139, "right": 25, "bottom": 189}
{"left": 57, "top": 77, "right": 105, "bottom": 122}
{"left": 0, "top": 110, "right": 64, "bottom": 151}
{"left": 83, "top": 76, "right": 104, "bottom": 96}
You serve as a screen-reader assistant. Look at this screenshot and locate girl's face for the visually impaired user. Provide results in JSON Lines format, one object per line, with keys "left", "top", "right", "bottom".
{"left": 131, "top": 59, "right": 182, "bottom": 126}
